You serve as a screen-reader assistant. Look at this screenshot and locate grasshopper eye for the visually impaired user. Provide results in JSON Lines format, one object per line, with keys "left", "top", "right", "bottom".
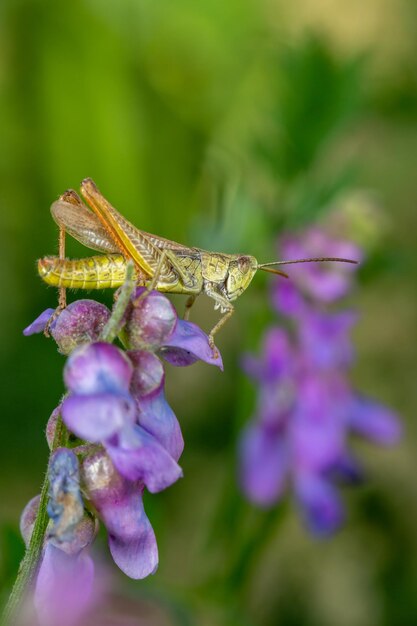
{"left": 238, "top": 257, "right": 251, "bottom": 274}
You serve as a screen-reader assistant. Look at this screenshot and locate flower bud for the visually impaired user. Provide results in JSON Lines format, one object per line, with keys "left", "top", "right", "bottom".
{"left": 46, "top": 405, "right": 61, "bottom": 450}
{"left": 51, "top": 300, "right": 111, "bottom": 355}
{"left": 128, "top": 350, "right": 164, "bottom": 397}
{"left": 64, "top": 342, "right": 133, "bottom": 395}
{"left": 48, "top": 448, "right": 84, "bottom": 543}
{"left": 50, "top": 513, "right": 97, "bottom": 556}
{"left": 81, "top": 450, "right": 125, "bottom": 506}
{"left": 125, "top": 289, "right": 177, "bottom": 350}
{"left": 20, "top": 495, "right": 41, "bottom": 547}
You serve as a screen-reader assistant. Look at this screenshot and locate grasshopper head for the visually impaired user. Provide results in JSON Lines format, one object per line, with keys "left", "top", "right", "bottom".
{"left": 225, "top": 255, "right": 258, "bottom": 301}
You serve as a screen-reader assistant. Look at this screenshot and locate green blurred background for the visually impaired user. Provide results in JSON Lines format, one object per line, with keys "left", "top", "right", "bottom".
{"left": 1, "top": 1, "right": 417, "bottom": 624}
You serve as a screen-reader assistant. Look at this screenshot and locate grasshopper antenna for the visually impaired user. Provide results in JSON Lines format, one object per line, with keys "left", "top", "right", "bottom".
{"left": 257, "top": 266, "right": 289, "bottom": 278}
{"left": 258, "top": 257, "right": 358, "bottom": 272}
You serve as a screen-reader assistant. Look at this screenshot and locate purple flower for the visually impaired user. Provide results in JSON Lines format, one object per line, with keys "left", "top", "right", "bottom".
{"left": 126, "top": 288, "right": 223, "bottom": 370}
{"left": 82, "top": 451, "right": 158, "bottom": 579}
{"left": 62, "top": 343, "right": 182, "bottom": 492}
{"left": 347, "top": 395, "right": 402, "bottom": 445}
{"left": 47, "top": 448, "right": 84, "bottom": 542}
{"left": 295, "top": 473, "right": 345, "bottom": 537}
{"left": 25, "top": 290, "right": 223, "bottom": 368}
{"left": 294, "top": 375, "right": 350, "bottom": 469}
{"left": 242, "top": 327, "right": 294, "bottom": 384}
{"left": 298, "top": 309, "right": 357, "bottom": 369}
{"left": 64, "top": 341, "right": 133, "bottom": 395}
{"left": 25, "top": 290, "right": 224, "bottom": 583}
{"left": 20, "top": 495, "right": 41, "bottom": 546}
{"left": 272, "top": 229, "right": 362, "bottom": 316}
{"left": 125, "top": 289, "right": 177, "bottom": 350}
{"left": 20, "top": 468, "right": 97, "bottom": 626}
{"left": 35, "top": 541, "right": 95, "bottom": 626}
{"left": 239, "top": 421, "right": 289, "bottom": 506}
{"left": 129, "top": 350, "right": 184, "bottom": 461}
{"left": 160, "top": 319, "right": 223, "bottom": 368}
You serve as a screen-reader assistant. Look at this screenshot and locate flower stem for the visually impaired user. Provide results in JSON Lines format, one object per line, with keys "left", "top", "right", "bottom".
{"left": 100, "top": 260, "right": 136, "bottom": 343}
{"left": 1, "top": 413, "right": 68, "bottom": 625}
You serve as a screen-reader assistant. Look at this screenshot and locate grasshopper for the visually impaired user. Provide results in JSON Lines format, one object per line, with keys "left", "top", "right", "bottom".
{"left": 38, "top": 178, "right": 357, "bottom": 350}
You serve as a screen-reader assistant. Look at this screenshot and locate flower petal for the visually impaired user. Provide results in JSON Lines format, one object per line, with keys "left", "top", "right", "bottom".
{"left": 296, "top": 473, "right": 345, "bottom": 537}
{"left": 35, "top": 543, "right": 95, "bottom": 626}
{"left": 239, "top": 422, "right": 288, "bottom": 507}
{"left": 271, "top": 279, "right": 306, "bottom": 318}
{"left": 279, "top": 229, "right": 362, "bottom": 303}
{"left": 23, "top": 308, "right": 55, "bottom": 336}
{"left": 107, "top": 491, "right": 159, "bottom": 579}
{"left": 348, "top": 395, "right": 402, "bottom": 445}
{"left": 136, "top": 387, "right": 184, "bottom": 462}
{"left": 106, "top": 424, "right": 183, "bottom": 492}
{"left": 292, "top": 375, "right": 347, "bottom": 472}
{"left": 82, "top": 453, "right": 158, "bottom": 579}
{"left": 62, "top": 392, "right": 136, "bottom": 442}
{"left": 299, "top": 309, "right": 357, "bottom": 369}
{"left": 160, "top": 319, "right": 223, "bottom": 369}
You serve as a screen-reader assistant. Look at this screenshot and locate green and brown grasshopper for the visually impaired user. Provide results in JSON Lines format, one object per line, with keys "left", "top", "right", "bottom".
{"left": 38, "top": 178, "right": 357, "bottom": 349}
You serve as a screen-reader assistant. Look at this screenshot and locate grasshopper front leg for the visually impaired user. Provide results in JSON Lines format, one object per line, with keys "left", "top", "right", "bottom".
{"left": 204, "top": 283, "right": 234, "bottom": 354}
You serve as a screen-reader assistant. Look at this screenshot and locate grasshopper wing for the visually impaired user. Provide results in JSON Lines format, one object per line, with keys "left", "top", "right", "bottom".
{"left": 51, "top": 190, "right": 120, "bottom": 254}
{"left": 80, "top": 178, "right": 179, "bottom": 282}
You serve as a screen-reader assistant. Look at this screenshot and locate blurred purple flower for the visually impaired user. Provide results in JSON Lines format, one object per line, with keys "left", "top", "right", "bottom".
{"left": 295, "top": 473, "right": 345, "bottom": 537}
{"left": 240, "top": 228, "right": 401, "bottom": 536}
{"left": 272, "top": 228, "right": 362, "bottom": 316}
{"left": 347, "top": 395, "right": 402, "bottom": 445}
{"left": 35, "top": 541, "right": 95, "bottom": 626}
{"left": 298, "top": 309, "right": 357, "bottom": 369}
{"left": 239, "top": 422, "right": 289, "bottom": 506}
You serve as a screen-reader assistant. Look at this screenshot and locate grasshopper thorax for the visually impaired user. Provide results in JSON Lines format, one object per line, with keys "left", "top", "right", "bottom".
{"left": 225, "top": 255, "right": 258, "bottom": 301}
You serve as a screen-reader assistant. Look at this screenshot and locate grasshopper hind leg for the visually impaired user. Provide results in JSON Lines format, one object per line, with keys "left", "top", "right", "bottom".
{"left": 57, "top": 224, "right": 67, "bottom": 309}
{"left": 184, "top": 295, "right": 196, "bottom": 320}
{"left": 44, "top": 223, "right": 67, "bottom": 337}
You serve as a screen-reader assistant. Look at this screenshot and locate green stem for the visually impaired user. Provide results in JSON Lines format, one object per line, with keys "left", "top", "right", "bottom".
{"left": 1, "top": 413, "right": 68, "bottom": 626}
{"left": 100, "top": 261, "right": 135, "bottom": 343}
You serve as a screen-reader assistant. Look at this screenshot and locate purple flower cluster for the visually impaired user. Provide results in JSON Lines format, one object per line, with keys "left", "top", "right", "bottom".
{"left": 22, "top": 289, "right": 222, "bottom": 623}
{"left": 239, "top": 228, "right": 401, "bottom": 536}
